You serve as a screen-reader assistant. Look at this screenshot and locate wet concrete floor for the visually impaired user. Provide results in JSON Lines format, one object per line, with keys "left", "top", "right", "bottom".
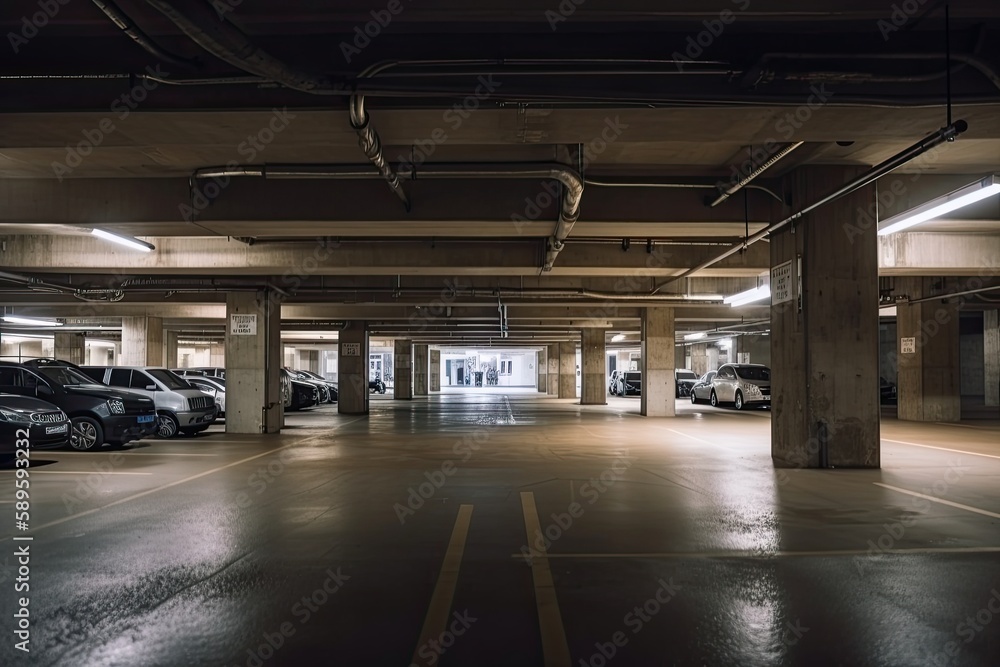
{"left": 1, "top": 390, "right": 999, "bottom": 666}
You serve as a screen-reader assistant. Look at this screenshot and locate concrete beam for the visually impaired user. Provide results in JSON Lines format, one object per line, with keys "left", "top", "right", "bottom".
{"left": 879, "top": 233, "right": 1000, "bottom": 276}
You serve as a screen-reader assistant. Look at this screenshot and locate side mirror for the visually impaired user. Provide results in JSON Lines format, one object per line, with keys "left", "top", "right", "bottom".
{"left": 36, "top": 384, "right": 53, "bottom": 397}
{"left": 146, "top": 384, "right": 158, "bottom": 391}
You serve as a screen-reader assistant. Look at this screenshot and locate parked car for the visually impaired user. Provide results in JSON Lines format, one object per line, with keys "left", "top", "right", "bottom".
{"left": 81, "top": 366, "right": 218, "bottom": 438}
{"left": 176, "top": 367, "right": 226, "bottom": 380}
{"left": 689, "top": 371, "right": 718, "bottom": 404}
{"left": 293, "top": 369, "right": 338, "bottom": 402}
{"left": 608, "top": 370, "right": 622, "bottom": 395}
{"left": 6, "top": 359, "right": 156, "bottom": 450}
{"left": 611, "top": 370, "right": 642, "bottom": 396}
{"left": 0, "top": 393, "right": 71, "bottom": 462}
{"left": 710, "top": 364, "right": 771, "bottom": 410}
{"left": 674, "top": 369, "right": 699, "bottom": 397}
{"left": 284, "top": 368, "right": 330, "bottom": 403}
{"left": 279, "top": 369, "right": 320, "bottom": 410}
{"left": 370, "top": 376, "right": 386, "bottom": 394}
{"left": 185, "top": 375, "right": 227, "bottom": 416}
{"left": 880, "top": 376, "right": 898, "bottom": 404}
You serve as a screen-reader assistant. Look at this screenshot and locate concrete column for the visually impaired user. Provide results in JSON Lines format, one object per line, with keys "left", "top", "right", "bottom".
{"left": 164, "top": 330, "right": 178, "bottom": 369}
{"left": 429, "top": 349, "right": 441, "bottom": 392}
{"left": 581, "top": 329, "right": 607, "bottom": 405}
{"left": 985, "top": 311, "right": 999, "bottom": 408}
{"left": 558, "top": 341, "right": 576, "bottom": 399}
{"left": 547, "top": 343, "right": 559, "bottom": 395}
{"left": 537, "top": 349, "right": 547, "bottom": 393}
{"left": 413, "top": 344, "right": 429, "bottom": 396}
{"left": 674, "top": 344, "right": 687, "bottom": 371}
{"left": 394, "top": 339, "right": 413, "bottom": 400}
{"left": 896, "top": 277, "right": 961, "bottom": 422}
{"left": 121, "top": 316, "right": 163, "bottom": 366}
{"left": 771, "top": 166, "right": 879, "bottom": 468}
{"left": 640, "top": 307, "right": 675, "bottom": 416}
{"left": 338, "top": 322, "right": 369, "bottom": 415}
{"left": 690, "top": 343, "right": 708, "bottom": 376}
{"left": 224, "top": 291, "right": 282, "bottom": 434}
{"left": 54, "top": 332, "right": 86, "bottom": 365}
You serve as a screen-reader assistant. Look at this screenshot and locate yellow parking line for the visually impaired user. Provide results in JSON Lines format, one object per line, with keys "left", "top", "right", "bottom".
{"left": 874, "top": 483, "right": 1000, "bottom": 519}
{"left": 520, "top": 492, "right": 571, "bottom": 667}
{"left": 412, "top": 504, "right": 474, "bottom": 665}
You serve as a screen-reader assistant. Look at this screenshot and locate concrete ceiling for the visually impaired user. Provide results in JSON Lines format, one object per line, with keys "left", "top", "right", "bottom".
{"left": 1, "top": 0, "right": 999, "bottom": 342}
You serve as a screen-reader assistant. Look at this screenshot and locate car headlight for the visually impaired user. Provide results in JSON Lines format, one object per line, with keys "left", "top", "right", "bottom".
{"left": 108, "top": 399, "right": 126, "bottom": 414}
{"left": 0, "top": 409, "right": 32, "bottom": 424}
{"left": 744, "top": 383, "right": 762, "bottom": 397}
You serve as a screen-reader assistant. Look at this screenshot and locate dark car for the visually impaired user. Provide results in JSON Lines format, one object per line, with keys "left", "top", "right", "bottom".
{"left": 3, "top": 359, "right": 156, "bottom": 450}
{"left": 880, "top": 376, "right": 898, "bottom": 404}
{"left": 370, "top": 376, "right": 386, "bottom": 394}
{"left": 293, "top": 369, "right": 338, "bottom": 402}
{"left": 614, "top": 371, "right": 642, "bottom": 396}
{"left": 284, "top": 368, "right": 330, "bottom": 403}
{"left": 0, "top": 393, "right": 71, "bottom": 462}
{"left": 279, "top": 369, "right": 319, "bottom": 411}
{"left": 674, "top": 369, "right": 699, "bottom": 397}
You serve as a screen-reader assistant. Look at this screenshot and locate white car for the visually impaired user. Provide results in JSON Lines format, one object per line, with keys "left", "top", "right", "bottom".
{"left": 689, "top": 371, "right": 717, "bottom": 403}
{"left": 709, "top": 364, "right": 771, "bottom": 410}
{"left": 185, "top": 375, "right": 226, "bottom": 416}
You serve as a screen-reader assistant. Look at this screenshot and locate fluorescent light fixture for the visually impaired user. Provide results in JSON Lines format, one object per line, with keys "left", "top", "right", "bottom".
{"left": 717, "top": 338, "right": 732, "bottom": 348}
{"left": 685, "top": 294, "right": 725, "bottom": 301}
{"left": 3, "top": 315, "right": 63, "bottom": 327}
{"left": 878, "top": 174, "right": 1000, "bottom": 235}
{"left": 611, "top": 334, "right": 626, "bottom": 342}
{"left": 724, "top": 285, "right": 771, "bottom": 307}
{"left": 91, "top": 228, "right": 155, "bottom": 252}
{"left": 684, "top": 332, "right": 707, "bottom": 340}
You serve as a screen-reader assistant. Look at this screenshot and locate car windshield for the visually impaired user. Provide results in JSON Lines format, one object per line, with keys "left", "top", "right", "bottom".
{"left": 148, "top": 369, "right": 192, "bottom": 390}
{"left": 699, "top": 372, "right": 716, "bottom": 382}
{"left": 676, "top": 370, "right": 697, "bottom": 379}
{"left": 209, "top": 377, "right": 226, "bottom": 388}
{"left": 624, "top": 372, "right": 641, "bottom": 381}
{"left": 735, "top": 366, "right": 771, "bottom": 381}
{"left": 37, "top": 366, "right": 103, "bottom": 387}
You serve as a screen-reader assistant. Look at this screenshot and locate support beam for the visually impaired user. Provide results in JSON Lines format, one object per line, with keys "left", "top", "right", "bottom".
{"left": 771, "top": 166, "right": 879, "bottom": 468}
{"left": 558, "top": 341, "right": 577, "bottom": 399}
{"left": 581, "top": 329, "right": 607, "bottom": 405}
{"left": 394, "top": 339, "right": 413, "bottom": 400}
{"left": 414, "top": 344, "right": 429, "bottom": 396}
{"left": 338, "top": 322, "right": 369, "bottom": 415}
{"left": 224, "top": 291, "right": 282, "bottom": 434}
{"left": 53, "top": 332, "right": 85, "bottom": 365}
{"left": 640, "top": 307, "right": 675, "bottom": 416}
{"left": 986, "top": 310, "right": 999, "bottom": 408}
{"left": 896, "top": 278, "right": 961, "bottom": 422}
{"left": 547, "top": 343, "right": 559, "bottom": 395}
{"left": 537, "top": 348, "right": 547, "bottom": 393}
{"left": 121, "top": 316, "right": 163, "bottom": 367}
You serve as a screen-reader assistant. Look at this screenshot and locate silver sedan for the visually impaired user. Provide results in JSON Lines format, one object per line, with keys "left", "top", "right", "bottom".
{"left": 689, "top": 371, "right": 717, "bottom": 403}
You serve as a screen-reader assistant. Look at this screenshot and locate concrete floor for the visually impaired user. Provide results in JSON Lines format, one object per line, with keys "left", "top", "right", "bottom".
{"left": 2, "top": 393, "right": 999, "bottom": 666}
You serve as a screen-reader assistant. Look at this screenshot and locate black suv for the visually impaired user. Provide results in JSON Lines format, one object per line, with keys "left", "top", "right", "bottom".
{"left": 0, "top": 359, "right": 157, "bottom": 451}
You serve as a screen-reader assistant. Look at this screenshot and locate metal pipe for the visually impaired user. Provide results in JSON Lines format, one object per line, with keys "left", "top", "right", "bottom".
{"left": 902, "top": 283, "right": 1000, "bottom": 304}
{"left": 351, "top": 62, "right": 411, "bottom": 211}
{"left": 91, "top": 0, "right": 200, "bottom": 69}
{"left": 650, "top": 119, "right": 969, "bottom": 294}
{"left": 708, "top": 141, "right": 803, "bottom": 207}
{"left": 584, "top": 178, "right": 785, "bottom": 205}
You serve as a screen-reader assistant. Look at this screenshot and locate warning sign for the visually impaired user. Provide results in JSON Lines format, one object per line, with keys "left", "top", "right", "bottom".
{"left": 230, "top": 314, "right": 257, "bottom": 336}
{"left": 770, "top": 260, "right": 794, "bottom": 305}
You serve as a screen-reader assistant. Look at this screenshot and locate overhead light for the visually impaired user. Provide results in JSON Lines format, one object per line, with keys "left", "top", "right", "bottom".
{"left": 611, "top": 334, "right": 626, "bottom": 342}
{"left": 878, "top": 174, "right": 1000, "bottom": 235}
{"left": 91, "top": 228, "right": 155, "bottom": 252}
{"left": 685, "top": 294, "right": 725, "bottom": 301}
{"left": 684, "top": 332, "right": 707, "bottom": 340}
{"left": 724, "top": 285, "right": 771, "bottom": 307}
{"left": 3, "top": 315, "right": 63, "bottom": 327}
{"left": 718, "top": 338, "right": 732, "bottom": 348}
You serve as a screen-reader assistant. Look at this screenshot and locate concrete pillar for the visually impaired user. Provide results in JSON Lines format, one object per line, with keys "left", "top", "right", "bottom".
{"left": 690, "top": 343, "right": 708, "bottom": 376}
{"left": 771, "top": 166, "right": 879, "bottom": 468}
{"left": 537, "top": 349, "right": 547, "bottom": 393}
{"left": 224, "top": 291, "right": 282, "bottom": 434}
{"left": 54, "top": 332, "right": 86, "bottom": 365}
{"left": 640, "top": 307, "right": 675, "bottom": 416}
{"left": 429, "top": 349, "right": 441, "bottom": 392}
{"left": 338, "top": 322, "right": 369, "bottom": 415}
{"left": 164, "top": 330, "right": 178, "bottom": 369}
{"left": 896, "top": 277, "right": 961, "bottom": 422}
{"left": 394, "top": 339, "right": 413, "bottom": 400}
{"left": 581, "top": 329, "right": 607, "bottom": 405}
{"left": 674, "top": 344, "right": 687, "bottom": 371}
{"left": 121, "top": 316, "right": 163, "bottom": 366}
{"left": 985, "top": 311, "right": 999, "bottom": 408}
{"left": 547, "top": 343, "right": 559, "bottom": 395}
{"left": 558, "top": 341, "right": 576, "bottom": 399}
{"left": 413, "top": 344, "right": 429, "bottom": 396}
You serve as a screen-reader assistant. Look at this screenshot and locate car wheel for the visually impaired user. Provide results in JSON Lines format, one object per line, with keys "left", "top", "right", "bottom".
{"left": 734, "top": 391, "right": 744, "bottom": 411}
{"left": 690, "top": 392, "right": 699, "bottom": 404}
{"left": 709, "top": 390, "right": 719, "bottom": 407}
{"left": 71, "top": 417, "right": 104, "bottom": 451}
{"left": 156, "top": 413, "right": 179, "bottom": 439}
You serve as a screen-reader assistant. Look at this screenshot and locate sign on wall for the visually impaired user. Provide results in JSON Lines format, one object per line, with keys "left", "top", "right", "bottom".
{"left": 342, "top": 342, "right": 360, "bottom": 357}
{"left": 900, "top": 337, "right": 916, "bottom": 354}
{"left": 771, "top": 260, "right": 794, "bottom": 305}
{"left": 230, "top": 314, "right": 257, "bottom": 336}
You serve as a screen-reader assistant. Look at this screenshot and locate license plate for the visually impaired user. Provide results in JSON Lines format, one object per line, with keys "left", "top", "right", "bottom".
{"left": 45, "top": 424, "right": 68, "bottom": 434}
{"left": 137, "top": 415, "right": 155, "bottom": 423}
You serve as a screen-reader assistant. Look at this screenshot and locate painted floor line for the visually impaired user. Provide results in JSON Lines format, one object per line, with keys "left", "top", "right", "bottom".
{"left": 0, "top": 470, "right": 153, "bottom": 476}
{"left": 52, "top": 451, "right": 220, "bottom": 457}
{"left": 509, "top": 545, "right": 1000, "bottom": 559}
{"left": 411, "top": 504, "right": 474, "bottom": 665}
{"left": 520, "top": 491, "right": 571, "bottom": 667}
{"left": 874, "top": 482, "right": 1000, "bottom": 519}
{"left": 882, "top": 438, "right": 1000, "bottom": 460}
